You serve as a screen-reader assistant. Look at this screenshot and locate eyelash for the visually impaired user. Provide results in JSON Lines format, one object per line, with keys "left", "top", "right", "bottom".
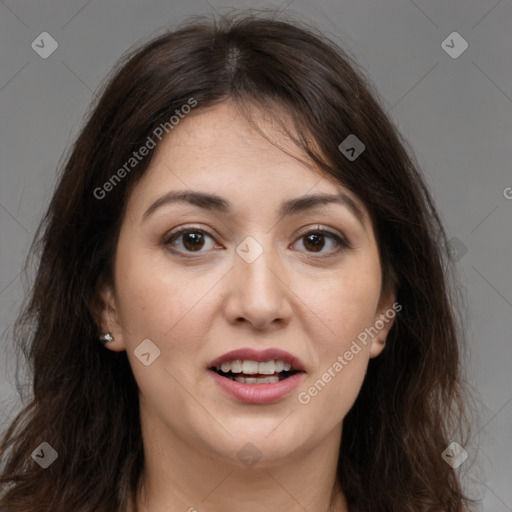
{"left": 163, "top": 225, "right": 352, "bottom": 259}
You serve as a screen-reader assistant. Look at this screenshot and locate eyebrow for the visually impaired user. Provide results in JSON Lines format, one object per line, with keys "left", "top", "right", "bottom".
{"left": 142, "top": 190, "right": 366, "bottom": 227}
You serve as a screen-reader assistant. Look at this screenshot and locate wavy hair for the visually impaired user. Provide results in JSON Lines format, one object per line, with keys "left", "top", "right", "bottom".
{"left": 0, "top": 10, "right": 478, "bottom": 512}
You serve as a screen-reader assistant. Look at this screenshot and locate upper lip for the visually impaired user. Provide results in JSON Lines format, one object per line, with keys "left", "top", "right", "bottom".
{"left": 208, "top": 348, "right": 306, "bottom": 372}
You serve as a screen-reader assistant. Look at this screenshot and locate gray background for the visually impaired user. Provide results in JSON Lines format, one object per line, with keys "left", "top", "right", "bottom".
{"left": 0, "top": 0, "right": 511, "bottom": 509}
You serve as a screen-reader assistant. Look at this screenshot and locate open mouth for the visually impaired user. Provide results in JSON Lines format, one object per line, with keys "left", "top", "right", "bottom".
{"left": 209, "top": 358, "right": 304, "bottom": 384}
{"left": 208, "top": 355, "right": 306, "bottom": 403}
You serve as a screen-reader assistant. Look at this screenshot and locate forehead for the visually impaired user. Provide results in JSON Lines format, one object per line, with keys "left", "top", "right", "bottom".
{"left": 155, "top": 102, "right": 318, "bottom": 176}
{"left": 126, "top": 102, "right": 371, "bottom": 228}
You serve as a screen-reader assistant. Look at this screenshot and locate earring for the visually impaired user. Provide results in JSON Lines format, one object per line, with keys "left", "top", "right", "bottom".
{"left": 99, "top": 333, "right": 114, "bottom": 344}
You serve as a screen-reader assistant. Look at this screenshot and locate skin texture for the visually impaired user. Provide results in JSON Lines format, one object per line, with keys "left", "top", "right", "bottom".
{"left": 99, "top": 102, "right": 396, "bottom": 512}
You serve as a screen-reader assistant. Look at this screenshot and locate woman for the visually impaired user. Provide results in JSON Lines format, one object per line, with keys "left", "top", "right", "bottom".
{"left": 0, "top": 10, "right": 477, "bottom": 512}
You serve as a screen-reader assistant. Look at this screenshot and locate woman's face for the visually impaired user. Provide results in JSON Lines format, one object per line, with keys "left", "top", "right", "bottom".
{"left": 100, "top": 102, "right": 395, "bottom": 466}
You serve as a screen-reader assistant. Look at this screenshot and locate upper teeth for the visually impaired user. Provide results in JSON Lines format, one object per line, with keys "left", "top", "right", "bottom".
{"left": 216, "top": 360, "right": 292, "bottom": 374}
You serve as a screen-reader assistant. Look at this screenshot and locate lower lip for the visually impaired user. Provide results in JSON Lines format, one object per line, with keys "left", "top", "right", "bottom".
{"left": 208, "top": 370, "right": 305, "bottom": 404}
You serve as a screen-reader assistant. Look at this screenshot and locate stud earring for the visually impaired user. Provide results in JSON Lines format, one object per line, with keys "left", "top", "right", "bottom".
{"left": 99, "top": 333, "right": 114, "bottom": 344}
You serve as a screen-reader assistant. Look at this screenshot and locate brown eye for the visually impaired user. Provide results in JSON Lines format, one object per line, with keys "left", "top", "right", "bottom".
{"left": 293, "top": 228, "right": 350, "bottom": 256}
{"left": 165, "top": 228, "right": 216, "bottom": 253}
{"left": 181, "top": 232, "right": 206, "bottom": 251}
{"left": 302, "top": 233, "right": 326, "bottom": 252}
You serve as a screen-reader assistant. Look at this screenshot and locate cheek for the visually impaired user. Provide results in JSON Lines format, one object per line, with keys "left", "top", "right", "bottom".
{"left": 113, "top": 241, "right": 222, "bottom": 357}
{"left": 295, "top": 253, "right": 382, "bottom": 350}
{"left": 334, "top": 273, "right": 381, "bottom": 340}
{"left": 112, "top": 244, "right": 218, "bottom": 409}
{"left": 293, "top": 254, "right": 381, "bottom": 417}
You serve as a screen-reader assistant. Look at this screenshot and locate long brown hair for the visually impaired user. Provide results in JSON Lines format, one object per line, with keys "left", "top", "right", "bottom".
{"left": 0, "top": 10, "right": 478, "bottom": 511}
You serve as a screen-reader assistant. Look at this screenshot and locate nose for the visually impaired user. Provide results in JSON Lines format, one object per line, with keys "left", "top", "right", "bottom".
{"left": 223, "top": 244, "right": 293, "bottom": 331}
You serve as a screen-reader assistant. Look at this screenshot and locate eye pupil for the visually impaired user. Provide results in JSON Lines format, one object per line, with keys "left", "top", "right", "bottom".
{"left": 304, "top": 233, "right": 325, "bottom": 252}
{"left": 183, "top": 233, "right": 204, "bottom": 251}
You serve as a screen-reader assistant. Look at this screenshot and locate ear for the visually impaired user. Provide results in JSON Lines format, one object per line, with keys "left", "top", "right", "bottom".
{"left": 94, "top": 282, "right": 127, "bottom": 352}
{"left": 369, "top": 285, "right": 398, "bottom": 359}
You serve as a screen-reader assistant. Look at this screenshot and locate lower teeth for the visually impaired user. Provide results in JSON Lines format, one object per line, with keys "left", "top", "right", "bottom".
{"left": 213, "top": 369, "right": 297, "bottom": 384}
{"left": 230, "top": 375, "right": 280, "bottom": 384}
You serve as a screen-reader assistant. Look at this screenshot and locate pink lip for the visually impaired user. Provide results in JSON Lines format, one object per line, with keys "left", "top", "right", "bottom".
{"left": 208, "top": 348, "right": 306, "bottom": 371}
{"left": 207, "top": 347, "right": 306, "bottom": 405}
{"left": 208, "top": 369, "right": 305, "bottom": 404}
